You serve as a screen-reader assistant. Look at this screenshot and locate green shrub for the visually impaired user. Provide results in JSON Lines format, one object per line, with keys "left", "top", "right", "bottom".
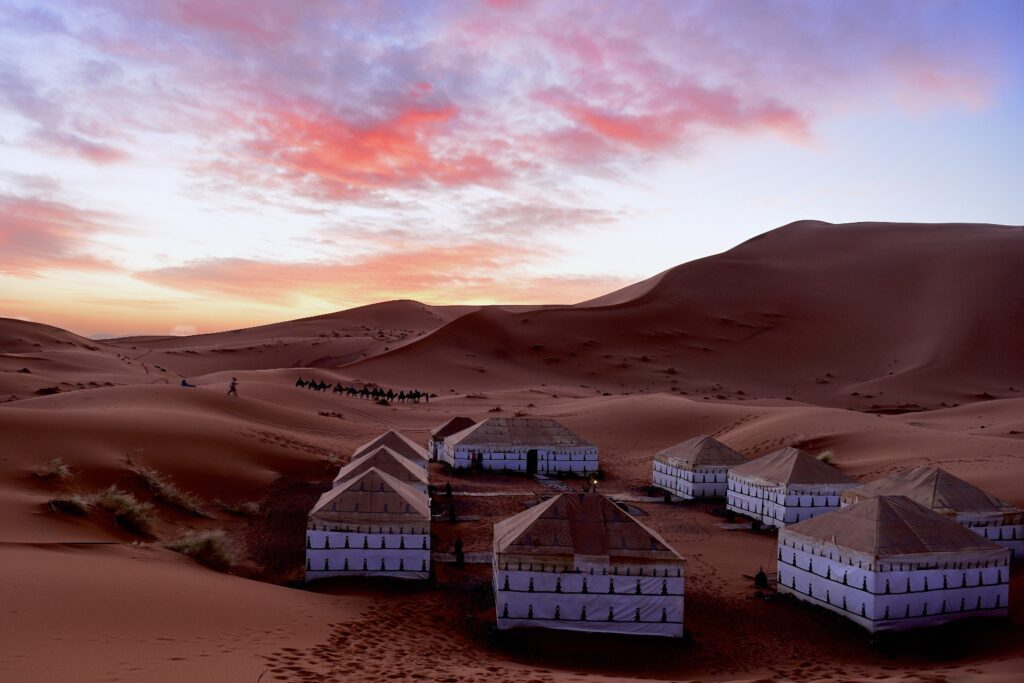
{"left": 164, "top": 530, "right": 234, "bottom": 571}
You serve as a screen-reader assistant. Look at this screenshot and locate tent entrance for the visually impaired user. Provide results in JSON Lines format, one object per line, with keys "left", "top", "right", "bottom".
{"left": 526, "top": 449, "right": 538, "bottom": 475}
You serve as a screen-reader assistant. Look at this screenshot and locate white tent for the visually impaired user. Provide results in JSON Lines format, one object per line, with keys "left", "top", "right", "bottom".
{"left": 653, "top": 435, "right": 747, "bottom": 500}
{"left": 428, "top": 417, "right": 476, "bottom": 460}
{"left": 443, "top": 417, "right": 599, "bottom": 474}
{"left": 778, "top": 495, "right": 1010, "bottom": 632}
{"left": 841, "top": 466, "right": 1024, "bottom": 559}
{"left": 493, "top": 493, "right": 685, "bottom": 638}
{"left": 352, "top": 430, "right": 430, "bottom": 470}
{"left": 332, "top": 445, "right": 429, "bottom": 494}
{"left": 306, "top": 467, "right": 431, "bottom": 581}
{"left": 727, "top": 447, "right": 857, "bottom": 527}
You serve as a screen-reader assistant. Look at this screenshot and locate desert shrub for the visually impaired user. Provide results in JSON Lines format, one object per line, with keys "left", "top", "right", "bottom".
{"left": 164, "top": 530, "right": 234, "bottom": 571}
{"left": 47, "top": 495, "right": 90, "bottom": 516}
{"left": 215, "top": 499, "right": 261, "bottom": 516}
{"left": 35, "top": 386, "right": 60, "bottom": 396}
{"left": 488, "top": 406, "right": 502, "bottom": 412}
{"left": 133, "top": 466, "right": 207, "bottom": 517}
{"left": 92, "top": 486, "right": 155, "bottom": 535}
{"left": 33, "top": 458, "right": 72, "bottom": 482}
{"left": 816, "top": 449, "right": 834, "bottom": 464}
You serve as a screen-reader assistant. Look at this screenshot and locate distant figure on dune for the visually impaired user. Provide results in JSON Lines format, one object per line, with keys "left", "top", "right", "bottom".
{"left": 227, "top": 378, "right": 238, "bottom": 397}
{"left": 180, "top": 378, "right": 196, "bottom": 388}
{"left": 295, "top": 377, "right": 307, "bottom": 388}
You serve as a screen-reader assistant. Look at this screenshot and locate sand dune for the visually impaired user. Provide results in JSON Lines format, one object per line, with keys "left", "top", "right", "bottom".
{"left": 3, "top": 221, "right": 1024, "bottom": 681}
{"left": 348, "top": 221, "right": 1024, "bottom": 408}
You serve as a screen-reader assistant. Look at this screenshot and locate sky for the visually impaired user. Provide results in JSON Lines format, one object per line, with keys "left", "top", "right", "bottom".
{"left": 1, "top": 0, "right": 1022, "bottom": 337}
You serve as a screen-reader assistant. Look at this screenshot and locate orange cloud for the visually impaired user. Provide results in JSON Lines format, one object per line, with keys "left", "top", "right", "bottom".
{"left": 136, "top": 240, "right": 626, "bottom": 306}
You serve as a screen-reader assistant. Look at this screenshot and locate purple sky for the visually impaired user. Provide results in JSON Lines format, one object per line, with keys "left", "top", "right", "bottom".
{"left": 1, "top": 0, "right": 1022, "bottom": 335}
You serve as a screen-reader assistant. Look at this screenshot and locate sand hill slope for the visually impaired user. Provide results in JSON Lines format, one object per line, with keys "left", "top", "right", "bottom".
{"left": 346, "top": 221, "right": 1024, "bottom": 408}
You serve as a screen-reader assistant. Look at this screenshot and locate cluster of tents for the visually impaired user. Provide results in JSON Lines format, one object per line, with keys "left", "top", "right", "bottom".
{"left": 295, "top": 377, "right": 429, "bottom": 403}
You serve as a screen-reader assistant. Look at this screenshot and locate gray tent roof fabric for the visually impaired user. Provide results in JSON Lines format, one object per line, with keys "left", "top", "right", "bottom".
{"left": 783, "top": 495, "right": 1006, "bottom": 558}
{"left": 494, "top": 493, "right": 682, "bottom": 564}
{"left": 352, "top": 430, "right": 429, "bottom": 464}
{"left": 430, "top": 416, "right": 477, "bottom": 440}
{"left": 447, "top": 417, "right": 595, "bottom": 449}
{"left": 730, "top": 447, "right": 854, "bottom": 486}
{"left": 655, "top": 435, "right": 746, "bottom": 467}
{"left": 310, "top": 467, "right": 430, "bottom": 524}
{"left": 843, "top": 466, "right": 1020, "bottom": 515}
{"left": 333, "top": 446, "right": 428, "bottom": 487}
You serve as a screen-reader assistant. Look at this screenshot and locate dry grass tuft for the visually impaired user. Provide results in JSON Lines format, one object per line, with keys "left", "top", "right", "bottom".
{"left": 215, "top": 498, "right": 261, "bottom": 516}
{"left": 46, "top": 495, "right": 90, "bottom": 516}
{"left": 164, "top": 530, "right": 235, "bottom": 572}
{"left": 133, "top": 466, "right": 208, "bottom": 517}
{"left": 33, "top": 458, "right": 73, "bottom": 482}
{"left": 816, "top": 449, "right": 835, "bottom": 463}
{"left": 92, "top": 486, "right": 156, "bottom": 535}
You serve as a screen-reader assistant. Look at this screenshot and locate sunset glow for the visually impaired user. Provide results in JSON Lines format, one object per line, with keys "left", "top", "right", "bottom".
{"left": 1, "top": 0, "right": 1022, "bottom": 335}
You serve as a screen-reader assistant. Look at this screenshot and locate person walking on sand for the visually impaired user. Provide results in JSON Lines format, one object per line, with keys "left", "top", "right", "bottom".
{"left": 227, "top": 377, "right": 238, "bottom": 397}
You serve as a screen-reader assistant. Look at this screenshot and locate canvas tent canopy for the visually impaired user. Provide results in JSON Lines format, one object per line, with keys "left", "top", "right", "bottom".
{"left": 778, "top": 495, "right": 1010, "bottom": 632}
{"left": 352, "top": 430, "right": 430, "bottom": 469}
{"left": 306, "top": 467, "right": 431, "bottom": 581}
{"left": 841, "top": 466, "right": 1024, "bottom": 558}
{"left": 653, "top": 435, "right": 746, "bottom": 499}
{"left": 428, "top": 417, "right": 476, "bottom": 459}
{"left": 443, "top": 417, "right": 599, "bottom": 474}
{"left": 727, "top": 447, "right": 857, "bottom": 527}
{"left": 332, "top": 445, "right": 429, "bottom": 493}
{"left": 493, "top": 493, "right": 685, "bottom": 637}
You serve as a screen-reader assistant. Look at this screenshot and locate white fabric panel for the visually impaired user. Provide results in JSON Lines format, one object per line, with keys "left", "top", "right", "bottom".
{"left": 493, "top": 567, "right": 684, "bottom": 638}
{"left": 444, "top": 445, "right": 599, "bottom": 473}
{"left": 653, "top": 463, "right": 731, "bottom": 500}
{"left": 305, "top": 531, "right": 430, "bottom": 581}
{"left": 727, "top": 477, "right": 853, "bottom": 527}
{"left": 777, "top": 536, "right": 1010, "bottom": 632}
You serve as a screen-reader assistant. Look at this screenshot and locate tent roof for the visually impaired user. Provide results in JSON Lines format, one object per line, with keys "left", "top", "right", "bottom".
{"left": 310, "top": 467, "right": 430, "bottom": 524}
{"left": 782, "top": 495, "right": 1006, "bottom": 558}
{"left": 655, "top": 435, "right": 746, "bottom": 467}
{"left": 730, "top": 447, "right": 854, "bottom": 486}
{"left": 332, "top": 446, "right": 428, "bottom": 487}
{"left": 430, "top": 416, "right": 476, "bottom": 440}
{"left": 447, "top": 417, "right": 595, "bottom": 449}
{"left": 843, "top": 466, "right": 1019, "bottom": 515}
{"left": 352, "top": 430, "right": 429, "bottom": 465}
{"left": 493, "top": 493, "right": 682, "bottom": 564}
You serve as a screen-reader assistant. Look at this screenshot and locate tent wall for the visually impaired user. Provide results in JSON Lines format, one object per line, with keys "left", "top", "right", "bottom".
{"left": 653, "top": 460, "right": 731, "bottom": 499}
{"left": 305, "top": 529, "right": 430, "bottom": 581}
{"left": 958, "top": 515, "right": 1024, "bottom": 560}
{"left": 444, "top": 445, "right": 599, "bottom": 474}
{"left": 727, "top": 477, "right": 854, "bottom": 527}
{"left": 777, "top": 533, "right": 1010, "bottom": 632}
{"left": 493, "top": 559, "right": 684, "bottom": 638}
{"left": 428, "top": 438, "right": 442, "bottom": 460}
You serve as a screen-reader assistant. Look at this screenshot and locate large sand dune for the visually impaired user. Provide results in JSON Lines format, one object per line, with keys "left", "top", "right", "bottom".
{"left": 2, "top": 220, "right": 1023, "bottom": 681}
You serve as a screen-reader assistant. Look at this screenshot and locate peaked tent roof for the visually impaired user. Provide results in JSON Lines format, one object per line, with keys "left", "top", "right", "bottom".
{"left": 310, "top": 467, "right": 430, "bottom": 525}
{"left": 656, "top": 435, "right": 746, "bottom": 467}
{"left": 730, "top": 447, "right": 854, "bottom": 486}
{"left": 842, "top": 466, "right": 1020, "bottom": 515}
{"left": 430, "top": 416, "right": 476, "bottom": 440}
{"left": 447, "top": 417, "right": 595, "bottom": 449}
{"left": 352, "top": 430, "right": 429, "bottom": 465}
{"left": 493, "top": 493, "right": 682, "bottom": 564}
{"left": 782, "top": 495, "right": 1006, "bottom": 558}
{"left": 332, "top": 446, "right": 428, "bottom": 488}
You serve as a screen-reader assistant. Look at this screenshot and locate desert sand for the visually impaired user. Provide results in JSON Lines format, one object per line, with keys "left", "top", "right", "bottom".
{"left": 2, "top": 221, "right": 1023, "bottom": 682}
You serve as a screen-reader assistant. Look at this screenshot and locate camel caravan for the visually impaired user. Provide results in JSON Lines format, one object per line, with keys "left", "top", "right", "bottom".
{"left": 295, "top": 376, "right": 429, "bottom": 404}
{"left": 302, "top": 412, "right": 1016, "bottom": 639}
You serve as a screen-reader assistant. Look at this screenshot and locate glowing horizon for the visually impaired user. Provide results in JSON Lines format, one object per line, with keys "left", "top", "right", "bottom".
{"left": 1, "top": 1, "right": 1022, "bottom": 336}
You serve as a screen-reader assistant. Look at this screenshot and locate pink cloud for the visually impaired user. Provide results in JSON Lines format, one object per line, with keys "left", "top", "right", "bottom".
{"left": 0, "top": 193, "right": 121, "bottom": 275}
